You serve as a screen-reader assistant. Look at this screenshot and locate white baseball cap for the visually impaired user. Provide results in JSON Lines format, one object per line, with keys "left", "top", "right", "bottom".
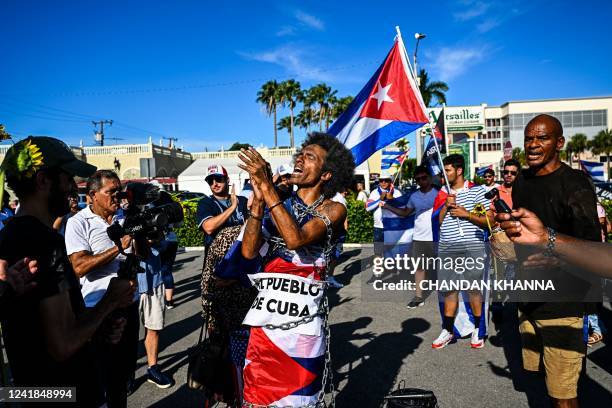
{"left": 276, "top": 164, "right": 293, "bottom": 176}
{"left": 205, "top": 164, "right": 229, "bottom": 182}
{"left": 378, "top": 170, "right": 394, "bottom": 180}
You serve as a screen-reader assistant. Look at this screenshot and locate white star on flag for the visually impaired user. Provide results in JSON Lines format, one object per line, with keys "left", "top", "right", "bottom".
{"left": 370, "top": 81, "right": 394, "bottom": 109}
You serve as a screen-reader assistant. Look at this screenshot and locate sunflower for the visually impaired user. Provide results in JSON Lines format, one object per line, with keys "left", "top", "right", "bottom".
{"left": 5, "top": 139, "right": 45, "bottom": 179}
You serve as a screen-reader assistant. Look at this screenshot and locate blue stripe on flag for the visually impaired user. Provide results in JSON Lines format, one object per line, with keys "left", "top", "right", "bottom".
{"left": 348, "top": 120, "right": 425, "bottom": 166}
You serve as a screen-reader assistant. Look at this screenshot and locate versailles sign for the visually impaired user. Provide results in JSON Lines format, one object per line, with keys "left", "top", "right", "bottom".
{"left": 444, "top": 106, "right": 485, "bottom": 132}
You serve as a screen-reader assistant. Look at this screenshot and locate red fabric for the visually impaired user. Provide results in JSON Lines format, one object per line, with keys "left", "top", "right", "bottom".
{"left": 263, "top": 258, "right": 323, "bottom": 280}
{"left": 359, "top": 42, "right": 429, "bottom": 123}
{"left": 243, "top": 327, "right": 318, "bottom": 405}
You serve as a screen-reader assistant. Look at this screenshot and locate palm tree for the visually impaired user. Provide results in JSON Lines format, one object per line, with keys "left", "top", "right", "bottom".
{"left": 330, "top": 96, "right": 353, "bottom": 122}
{"left": 0, "top": 124, "right": 11, "bottom": 141}
{"left": 569, "top": 133, "right": 588, "bottom": 162}
{"left": 277, "top": 116, "right": 291, "bottom": 137}
{"left": 589, "top": 129, "right": 612, "bottom": 179}
{"left": 512, "top": 147, "right": 526, "bottom": 167}
{"left": 395, "top": 138, "right": 409, "bottom": 151}
{"left": 307, "top": 83, "right": 337, "bottom": 131}
{"left": 278, "top": 80, "right": 302, "bottom": 148}
{"left": 564, "top": 140, "right": 575, "bottom": 167}
{"left": 418, "top": 68, "right": 448, "bottom": 107}
{"left": 295, "top": 108, "right": 315, "bottom": 133}
{"left": 256, "top": 80, "right": 281, "bottom": 148}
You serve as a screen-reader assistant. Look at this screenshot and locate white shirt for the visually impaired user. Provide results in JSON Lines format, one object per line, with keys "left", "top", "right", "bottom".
{"left": 65, "top": 206, "right": 127, "bottom": 307}
{"left": 368, "top": 188, "right": 402, "bottom": 228}
{"left": 407, "top": 188, "right": 438, "bottom": 241}
{"left": 356, "top": 190, "right": 368, "bottom": 203}
{"left": 332, "top": 192, "right": 347, "bottom": 207}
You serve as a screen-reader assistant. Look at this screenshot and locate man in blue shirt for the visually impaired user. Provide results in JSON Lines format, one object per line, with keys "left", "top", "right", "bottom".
{"left": 196, "top": 164, "right": 249, "bottom": 246}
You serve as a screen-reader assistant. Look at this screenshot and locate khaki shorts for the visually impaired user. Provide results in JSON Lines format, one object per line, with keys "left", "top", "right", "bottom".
{"left": 518, "top": 312, "right": 586, "bottom": 399}
{"left": 140, "top": 284, "right": 166, "bottom": 331}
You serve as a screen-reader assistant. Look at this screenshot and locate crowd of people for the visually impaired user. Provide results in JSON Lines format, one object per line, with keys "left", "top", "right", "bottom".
{"left": 0, "top": 114, "right": 610, "bottom": 408}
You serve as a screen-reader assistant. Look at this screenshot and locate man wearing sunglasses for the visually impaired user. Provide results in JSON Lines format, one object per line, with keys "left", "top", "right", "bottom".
{"left": 497, "top": 159, "right": 519, "bottom": 209}
{"left": 197, "top": 164, "right": 248, "bottom": 246}
{"left": 482, "top": 168, "right": 500, "bottom": 192}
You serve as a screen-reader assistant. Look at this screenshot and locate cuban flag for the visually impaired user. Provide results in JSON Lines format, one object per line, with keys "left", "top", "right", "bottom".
{"left": 381, "top": 149, "right": 409, "bottom": 170}
{"left": 382, "top": 193, "right": 414, "bottom": 258}
{"left": 476, "top": 164, "right": 494, "bottom": 177}
{"left": 580, "top": 160, "right": 606, "bottom": 182}
{"left": 328, "top": 36, "right": 429, "bottom": 165}
{"left": 421, "top": 109, "right": 446, "bottom": 175}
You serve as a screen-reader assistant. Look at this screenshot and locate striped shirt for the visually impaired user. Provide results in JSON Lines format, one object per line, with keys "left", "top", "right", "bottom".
{"left": 438, "top": 182, "right": 490, "bottom": 244}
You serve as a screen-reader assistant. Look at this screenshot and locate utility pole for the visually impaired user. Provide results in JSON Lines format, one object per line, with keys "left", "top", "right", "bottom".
{"left": 162, "top": 136, "right": 178, "bottom": 149}
{"left": 92, "top": 120, "right": 113, "bottom": 146}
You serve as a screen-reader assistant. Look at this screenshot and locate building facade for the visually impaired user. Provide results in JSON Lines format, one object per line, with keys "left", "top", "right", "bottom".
{"left": 422, "top": 96, "right": 612, "bottom": 179}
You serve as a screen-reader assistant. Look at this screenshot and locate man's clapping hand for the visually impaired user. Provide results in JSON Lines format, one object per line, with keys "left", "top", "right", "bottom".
{"left": 0, "top": 257, "right": 39, "bottom": 296}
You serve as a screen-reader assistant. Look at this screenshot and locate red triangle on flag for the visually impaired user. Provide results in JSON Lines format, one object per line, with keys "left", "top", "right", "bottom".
{"left": 359, "top": 41, "right": 429, "bottom": 124}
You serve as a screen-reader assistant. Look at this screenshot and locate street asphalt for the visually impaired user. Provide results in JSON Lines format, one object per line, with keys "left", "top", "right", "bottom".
{"left": 128, "top": 248, "right": 612, "bottom": 408}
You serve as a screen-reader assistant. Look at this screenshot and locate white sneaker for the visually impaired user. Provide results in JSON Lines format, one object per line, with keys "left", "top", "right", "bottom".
{"left": 327, "top": 276, "right": 344, "bottom": 289}
{"left": 432, "top": 329, "right": 454, "bottom": 349}
{"left": 470, "top": 329, "right": 484, "bottom": 349}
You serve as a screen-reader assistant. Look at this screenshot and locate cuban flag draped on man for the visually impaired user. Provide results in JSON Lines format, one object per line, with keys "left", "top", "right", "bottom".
{"left": 328, "top": 34, "right": 430, "bottom": 165}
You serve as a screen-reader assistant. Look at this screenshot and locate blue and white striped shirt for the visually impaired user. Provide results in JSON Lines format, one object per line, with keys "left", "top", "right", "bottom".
{"left": 439, "top": 182, "right": 490, "bottom": 244}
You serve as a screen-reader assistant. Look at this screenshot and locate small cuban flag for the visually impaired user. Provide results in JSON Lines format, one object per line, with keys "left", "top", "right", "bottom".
{"left": 328, "top": 31, "right": 429, "bottom": 165}
{"left": 580, "top": 160, "right": 606, "bottom": 182}
{"left": 381, "top": 149, "right": 409, "bottom": 170}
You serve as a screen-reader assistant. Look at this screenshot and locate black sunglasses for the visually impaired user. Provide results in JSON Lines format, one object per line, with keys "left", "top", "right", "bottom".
{"left": 207, "top": 175, "right": 226, "bottom": 185}
{"left": 502, "top": 170, "right": 518, "bottom": 176}
{"left": 415, "top": 175, "right": 428, "bottom": 182}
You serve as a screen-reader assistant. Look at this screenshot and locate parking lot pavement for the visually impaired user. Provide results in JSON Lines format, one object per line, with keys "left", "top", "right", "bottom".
{"left": 129, "top": 249, "right": 612, "bottom": 407}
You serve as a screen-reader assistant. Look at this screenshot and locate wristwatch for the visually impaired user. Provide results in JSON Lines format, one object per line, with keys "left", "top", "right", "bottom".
{"left": 544, "top": 227, "right": 557, "bottom": 257}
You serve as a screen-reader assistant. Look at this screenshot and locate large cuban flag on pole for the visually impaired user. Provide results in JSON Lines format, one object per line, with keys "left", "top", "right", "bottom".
{"left": 328, "top": 28, "right": 429, "bottom": 165}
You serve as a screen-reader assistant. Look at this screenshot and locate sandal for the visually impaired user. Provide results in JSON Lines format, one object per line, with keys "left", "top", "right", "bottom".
{"left": 588, "top": 332, "right": 603, "bottom": 346}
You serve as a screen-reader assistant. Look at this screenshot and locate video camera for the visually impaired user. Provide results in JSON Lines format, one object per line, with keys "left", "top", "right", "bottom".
{"left": 484, "top": 187, "right": 514, "bottom": 217}
{"left": 106, "top": 182, "right": 184, "bottom": 279}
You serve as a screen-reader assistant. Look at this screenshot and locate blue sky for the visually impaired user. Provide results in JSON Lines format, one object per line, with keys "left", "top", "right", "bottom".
{"left": 1, "top": 0, "right": 611, "bottom": 152}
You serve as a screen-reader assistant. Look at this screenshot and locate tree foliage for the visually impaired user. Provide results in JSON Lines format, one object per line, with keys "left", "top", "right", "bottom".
{"left": 418, "top": 68, "right": 449, "bottom": 107}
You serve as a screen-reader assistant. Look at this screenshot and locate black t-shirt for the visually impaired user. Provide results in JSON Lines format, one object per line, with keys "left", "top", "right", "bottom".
{"left": 0, "top": 216, "right": 98, "bottom": 401}
{"left": 512, "top": 163, "right": 602, "bottom": 318}
{"left": 196, "top": 195, "right": 249, "bottom": 246}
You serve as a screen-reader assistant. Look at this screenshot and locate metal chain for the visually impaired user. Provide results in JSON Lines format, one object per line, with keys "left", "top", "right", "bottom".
{"left": 242, "top": 194, "right": 337, "bottom": 408}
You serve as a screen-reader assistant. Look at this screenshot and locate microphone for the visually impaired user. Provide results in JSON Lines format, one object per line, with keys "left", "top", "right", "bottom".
{"left": 484, "top": 187, "right": 514, "bottom": 216}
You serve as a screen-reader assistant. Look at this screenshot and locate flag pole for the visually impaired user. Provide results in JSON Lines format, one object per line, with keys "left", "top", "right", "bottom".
{"left": 396, "top": 26, "right": 463, "bottom": 236}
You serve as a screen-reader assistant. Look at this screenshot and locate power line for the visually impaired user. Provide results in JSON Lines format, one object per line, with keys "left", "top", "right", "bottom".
{"left": 1, "top": 61, "right": 378, "bottom": 98}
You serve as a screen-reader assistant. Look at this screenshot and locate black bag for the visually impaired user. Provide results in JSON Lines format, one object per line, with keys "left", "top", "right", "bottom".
{"left": 384, "top": 381, "right": 438, "bottom": 408}
{"left": 186, "top": 315, "right": 236, "bottom": 403}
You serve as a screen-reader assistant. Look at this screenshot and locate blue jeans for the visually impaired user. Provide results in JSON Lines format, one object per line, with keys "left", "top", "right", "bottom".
{"left": 373, "top": 227, "right": 384, "bottom": 257}
{"left": 588, "top": 314, "right": 606, "bottom": 335}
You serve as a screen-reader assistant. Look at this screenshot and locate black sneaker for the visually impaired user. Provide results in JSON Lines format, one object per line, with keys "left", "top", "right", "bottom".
{"left": 166, "top": 299, "right": 175, "bottom": 309}
{"left": 406, "top": 297, "right": 425, "bottom": 309}
{"left": 147, "top": 365, "right": 173, "bottom": 389}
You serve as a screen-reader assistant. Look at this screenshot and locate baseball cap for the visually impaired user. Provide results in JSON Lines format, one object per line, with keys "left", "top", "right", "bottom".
{"left": 205, "top": 164, "right": 228, "bottom": 182}
{"left": 1, "top": 136, "right": 97, "bottom": 179}
{"left": 378, "top": 170, "right": 394, "bottom": 180}
{"left": 276, "top": 164, "right": 293, "bottom": 176}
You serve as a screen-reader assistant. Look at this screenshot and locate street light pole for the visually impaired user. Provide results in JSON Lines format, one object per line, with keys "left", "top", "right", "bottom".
{"left": 413, "top": 32, "right": 426, "bottom": 163}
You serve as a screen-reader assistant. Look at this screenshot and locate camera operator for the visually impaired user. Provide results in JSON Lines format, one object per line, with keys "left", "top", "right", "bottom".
{"left": 0, "top": 137, "right": 134, "bottom": 407}
{"left": 65, "top": 170, "right": 140, "bottom": 407}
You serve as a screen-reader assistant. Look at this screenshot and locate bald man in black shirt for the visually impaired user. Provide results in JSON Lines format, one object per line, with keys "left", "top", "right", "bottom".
{"left": 511, "top": 114, "right": 600, "bottom": 408}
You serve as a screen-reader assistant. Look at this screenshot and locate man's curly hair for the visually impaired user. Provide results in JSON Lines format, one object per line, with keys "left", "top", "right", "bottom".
{"left": 296, "top": 132, "right": 355, "bottom": 198}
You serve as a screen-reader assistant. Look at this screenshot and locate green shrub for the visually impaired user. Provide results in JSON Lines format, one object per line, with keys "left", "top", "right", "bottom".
{"left": 602, "top": 199, "right": 612, "bottom": 242}
{"left": 173, "top": 194, "right": 374, "bottom": 246}
{"left": 346, "top": 194, "right": 373, "bottom": 243}
{"left": 175, "top": 200, "right": 204, "bottom": 247}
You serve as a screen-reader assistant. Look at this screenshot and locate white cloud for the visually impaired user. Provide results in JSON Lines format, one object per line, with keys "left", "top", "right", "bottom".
{"left": 476, "top": 18, "right": 501, "bottom": 33}
{"left": 428, "top": 47, "right": 486, "bottom": 81}
{"left": 276, "top": 25, "right": 296, "bottom": 37}
{"left": 294, "top": 10, "right": 325, "bottom": 31}
{"left": 239, "top": 46, "right": 332, "bottom": 81}
{"left": 454, "top": 2, "right": 491, "bottom": 21}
